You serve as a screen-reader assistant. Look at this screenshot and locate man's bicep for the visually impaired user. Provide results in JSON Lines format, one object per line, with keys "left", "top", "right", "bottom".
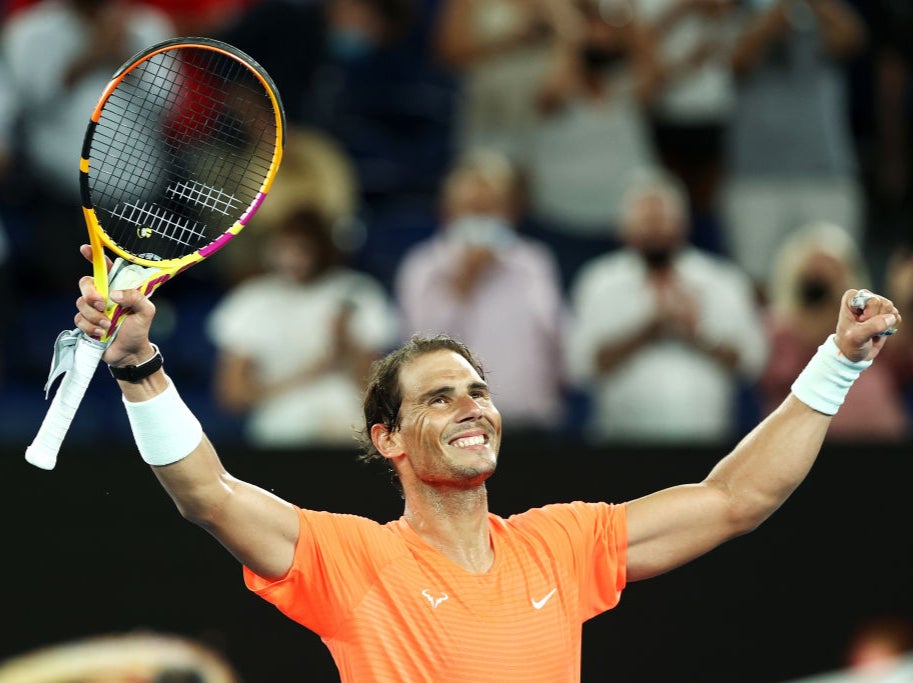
{"left": 624, "top": 482, "right": 740, "bottom": 582}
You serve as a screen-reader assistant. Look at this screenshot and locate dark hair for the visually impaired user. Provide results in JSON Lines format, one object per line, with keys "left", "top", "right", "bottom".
{"left": 356, "top": 334, "right": 485, "bottom": 464}
{"left": 272, "top": 207, "right": 340, "bottom": 278}
{"left": 367, "top": 0, "right": 417, "bottom": 43}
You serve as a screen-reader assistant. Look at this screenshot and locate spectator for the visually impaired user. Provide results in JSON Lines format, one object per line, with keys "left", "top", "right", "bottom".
{"left": 875, "top": 248, "right": 913, "bottom": 418}
{"left": 207, "top": 208, "right": 396, "bottom": 449}
{"left": 0, "top": 632, "right": 239, "bottom": 682}
{"left": 780, "top": 616, "right": 913, "bottom": 682}
{"left": 433, "top": 0, "right": 583, "bottom": 159}
{"left": 863, "top": 1, "right": 913, "bottom": 269}
{"left": 0, "top": 0, "right": 174, "bottom": 291}
{"left": 760, "top": 221, "right": 909, "bottom": 441}
{"left": 216, "top": 0, "right": 418, "bottom": 128}
{"left": 722, "top": 0, "right": 867, "bottom": 287}
{"left": 845, "top": 616, "right": 913, "bottom": 678}
{"left": 216, "top": 125, "right": 360, "bottom": 287}
{"left": 0, "top": 57, "right": 14, "bottom": 386}
{"left": 525, "top": 0, "right": 662, "bottom": 286}
{"left": 566, "top": 169, "right": 767, "bottom": 444}
{"left": 395, "top": 149, "right": 567, "bottom": 433}
{"left": 637, "top": 0, "right": 741, "bottom": 244}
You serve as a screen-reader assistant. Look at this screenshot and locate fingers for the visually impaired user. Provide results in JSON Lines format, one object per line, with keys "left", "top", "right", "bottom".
{"left": 75, "top": 278, "right": 156, "bottom": 340}
{"left": 836, "top": 289, "right": 901, "bottom": 360}
{"left": 846, "top": 288, "right": 901, "bottom": 336}
{"left": 75, "top": 274, "right": 108, "bottom": 338}
{"left": 79, "top": 243, "right": 114, "bottom": 271}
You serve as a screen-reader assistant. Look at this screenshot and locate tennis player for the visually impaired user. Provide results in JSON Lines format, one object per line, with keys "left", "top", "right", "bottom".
{"left": 74, "top": 243, "right": 900, "bottom": 682}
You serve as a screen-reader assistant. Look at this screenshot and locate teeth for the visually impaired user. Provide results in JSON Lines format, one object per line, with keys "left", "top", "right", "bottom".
{"left": 452, "top": 435, "right": 486, "bottom": 448}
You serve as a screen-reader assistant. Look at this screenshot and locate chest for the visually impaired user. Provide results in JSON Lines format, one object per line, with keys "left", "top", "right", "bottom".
{"left": 332, "top": 546, "right": 582, "bottom": 681}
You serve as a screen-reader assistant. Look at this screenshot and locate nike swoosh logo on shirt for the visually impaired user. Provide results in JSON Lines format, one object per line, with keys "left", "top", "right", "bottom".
{"left": 531, "top": 588, "right": 557, "bottom": 610}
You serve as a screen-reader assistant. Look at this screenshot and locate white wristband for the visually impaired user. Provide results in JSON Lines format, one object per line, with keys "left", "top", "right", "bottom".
{"left": 790, "top": 334, "right": 872, "bottom": 415}
{"left": 123, "top": 377, "right": 203, "bottom": 466}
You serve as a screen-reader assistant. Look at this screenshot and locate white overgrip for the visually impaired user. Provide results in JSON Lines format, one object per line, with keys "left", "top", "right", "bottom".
{"left": 25, "top": 335, "right": 106, "bottom": 470}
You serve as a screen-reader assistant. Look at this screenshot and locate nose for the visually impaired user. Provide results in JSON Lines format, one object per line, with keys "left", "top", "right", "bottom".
{"left": 455, "top": 394, "right": 484, "bottom": 422}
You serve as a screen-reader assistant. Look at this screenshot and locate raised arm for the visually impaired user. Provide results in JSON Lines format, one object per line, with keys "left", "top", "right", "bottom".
{"left": 74, "top": 246, "right": 299, "bottom": 580}
{"left": 625, "top": 289, "right": 900, "bottom": 581}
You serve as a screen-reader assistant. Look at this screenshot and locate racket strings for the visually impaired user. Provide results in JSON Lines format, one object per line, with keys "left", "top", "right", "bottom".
{"left": 87, "top": 45, "right": 278, "bottom": 262}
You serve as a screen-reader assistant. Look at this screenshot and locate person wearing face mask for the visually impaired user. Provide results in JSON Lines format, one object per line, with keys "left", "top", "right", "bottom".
{"left": 760, "top": 221, "right": 910, "bottom": 441}
{"left": 206, "top": 207, "right": 396, "bottom": 448}
{"left": 214, "top": 0, "right": 416, "bottom": 126}
{"left": 566, "top": 169, "right": 768, "bottom": 444}
{"left": 394, "top": 149, "right": 568, "bottom": 433}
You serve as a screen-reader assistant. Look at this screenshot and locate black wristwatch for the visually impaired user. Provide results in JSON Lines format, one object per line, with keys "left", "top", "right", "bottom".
{"left": 108, "top": 344, "right": 164, "bottom": 382}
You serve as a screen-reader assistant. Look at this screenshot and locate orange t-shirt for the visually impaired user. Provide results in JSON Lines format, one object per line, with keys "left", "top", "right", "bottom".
{"left": 244, "top": 501, "right": 627, "bottom": 682}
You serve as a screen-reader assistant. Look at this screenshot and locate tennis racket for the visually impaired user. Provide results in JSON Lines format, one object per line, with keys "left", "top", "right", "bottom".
{"left": 25, "top": 36, "right": 285, "bottom": 470}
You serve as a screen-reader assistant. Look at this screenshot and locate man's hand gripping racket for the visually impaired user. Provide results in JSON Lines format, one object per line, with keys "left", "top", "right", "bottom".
{"left": 25, "top": 37, "right": 285, "bottom": 470}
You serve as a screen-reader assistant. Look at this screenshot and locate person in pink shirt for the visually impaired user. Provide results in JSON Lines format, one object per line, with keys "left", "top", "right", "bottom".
{"left": 395, "top": 149, "right": 568, "bottom": 433}
{"left": 761, "top": 221, "right": 909, "bottom": 441}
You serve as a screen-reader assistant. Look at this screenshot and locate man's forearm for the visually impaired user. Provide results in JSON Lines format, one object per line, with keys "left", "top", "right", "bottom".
{"left": 704, "top": 394, "right": 830, "bottom": 531}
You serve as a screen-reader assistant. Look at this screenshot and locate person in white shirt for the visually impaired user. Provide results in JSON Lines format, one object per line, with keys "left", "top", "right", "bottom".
{"left": 1, "top": 0, "right": 174, "bottom": 291}
{"left": 207, "top": 207, "right": 396, "bottom": 448}
{"left": 566, "top": 170, "right": 767, "bottom": 444}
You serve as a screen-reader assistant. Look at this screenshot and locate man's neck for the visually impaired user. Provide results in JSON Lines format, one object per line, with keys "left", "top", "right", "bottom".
{"left": 403, "top": 486, "right": 493, "bottom": 574}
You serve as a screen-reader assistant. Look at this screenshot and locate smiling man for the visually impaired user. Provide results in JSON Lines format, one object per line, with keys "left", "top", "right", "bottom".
{"left": 72, "top": 242, "right": 900, "bottom": 682}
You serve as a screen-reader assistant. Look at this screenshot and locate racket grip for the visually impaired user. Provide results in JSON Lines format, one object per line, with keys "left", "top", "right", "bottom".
{"left": 25, "top": 336, "right": 106, "bottom": 470}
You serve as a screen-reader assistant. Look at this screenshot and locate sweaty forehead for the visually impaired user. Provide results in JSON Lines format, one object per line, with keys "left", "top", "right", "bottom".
{"left": 398, "top": 350, "right": 482, "bottom": 398}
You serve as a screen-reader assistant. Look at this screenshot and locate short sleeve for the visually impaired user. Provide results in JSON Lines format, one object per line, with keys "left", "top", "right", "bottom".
{"left": 508, "top": 501, "right": 628, "bottom": 621}
{"left": 243, "top": 508, "right": 408, "bottom": 637}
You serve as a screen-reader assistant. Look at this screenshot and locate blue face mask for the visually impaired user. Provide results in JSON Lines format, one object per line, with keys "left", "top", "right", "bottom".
{"left": 328, "top": 27, "right": 376, "bottom": 63}
{"left": 446, "top": 215, "right": 517, "bottom": 251}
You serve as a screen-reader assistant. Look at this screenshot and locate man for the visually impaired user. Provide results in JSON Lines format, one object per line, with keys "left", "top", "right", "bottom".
{"left": 567, "top": 170, "right": 767, "bottom": 444}
{"left": 395, "top": 149, "right": 566, "bottom": 432}
{"left": 1, "top": 0, "right": 174, "bottom": 291}
{"left": 723, "top": 0, "right": 867, "bottom": 287}
{"left": 72, "top": 243, "right": 899, "bottom": 681}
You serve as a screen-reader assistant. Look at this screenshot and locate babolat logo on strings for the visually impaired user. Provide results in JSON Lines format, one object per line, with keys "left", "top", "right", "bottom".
{"left": 111, "top": 201, "right": 206, "bottom": 249}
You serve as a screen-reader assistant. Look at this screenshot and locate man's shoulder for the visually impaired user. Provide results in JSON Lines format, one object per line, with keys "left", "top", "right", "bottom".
{"left": 680, "top": 248, "right": 756, "bottom": 288}
{"left": 571, "top": 250, "right": 639, "bottom": 294}
{"left": 298, "top": 508, "right": 411, "bottom": 554}
{"left": 501, "top": 502, "right": 619, "bottom": 533}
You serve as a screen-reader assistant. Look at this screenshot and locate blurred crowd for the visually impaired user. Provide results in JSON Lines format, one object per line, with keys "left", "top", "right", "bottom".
{"left": 1, "top": 0, "right": 913, "bottom": 449}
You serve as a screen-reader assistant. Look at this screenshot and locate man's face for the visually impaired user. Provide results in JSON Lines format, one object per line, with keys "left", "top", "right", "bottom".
{"left": 389, "top": 350, "right": 502, "bottom": 488}
{"left": 622, "top": 190, "right": 687, "bottom": 269}
{"left": 795, "top": 251, "right": 847, "bottom": 310}
{"left": 268, "top": 233, "right": 318, "bottom": 283}
{"left": 446, "top": 172, "right": 512, "bottom": 223}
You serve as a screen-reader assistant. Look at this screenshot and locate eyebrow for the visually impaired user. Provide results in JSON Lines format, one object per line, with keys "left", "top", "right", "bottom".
{"left": 416, "top": 381, "right": 489, "bottom": 403}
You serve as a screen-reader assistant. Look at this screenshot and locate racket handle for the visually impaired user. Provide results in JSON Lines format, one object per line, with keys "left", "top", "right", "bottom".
{"left": 25, "top": 335, "right": 106, "bottom": 470}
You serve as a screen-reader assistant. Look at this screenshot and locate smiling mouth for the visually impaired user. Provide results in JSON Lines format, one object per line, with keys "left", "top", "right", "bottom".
{"left": 449, "top": 434, "right": 488, "bottom": 449}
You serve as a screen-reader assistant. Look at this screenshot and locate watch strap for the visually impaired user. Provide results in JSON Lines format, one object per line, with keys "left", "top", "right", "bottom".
{"left": 108, "top": 344, "right": 164, "bottom": 383}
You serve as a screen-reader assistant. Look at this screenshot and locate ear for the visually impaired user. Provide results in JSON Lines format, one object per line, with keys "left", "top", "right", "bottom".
{"left": 370, "top": 423, "right": 404, "bottom": 460}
